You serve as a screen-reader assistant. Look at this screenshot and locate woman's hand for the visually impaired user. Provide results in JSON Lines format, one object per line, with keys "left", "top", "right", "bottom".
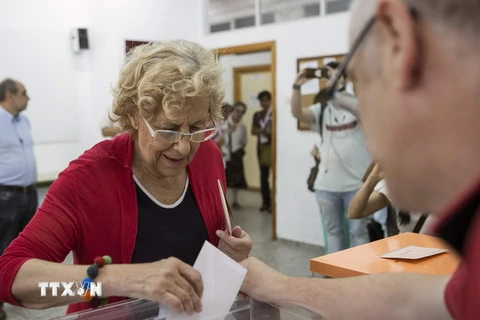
{"left": 369, "top": 163, "right": 385, "bottom": 183}
{"left": 127, "top": 257, "right": 204, "bottom": 315}
{"left": 216, "top": 226, "right": 252, "bottom": 262}
{"left": 294, "top": 69, "right": 311, "bottom": 87}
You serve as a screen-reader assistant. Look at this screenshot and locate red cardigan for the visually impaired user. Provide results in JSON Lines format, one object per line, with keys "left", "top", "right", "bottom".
{"left": 0, "top": 133, "right": 226, "bottom": 314}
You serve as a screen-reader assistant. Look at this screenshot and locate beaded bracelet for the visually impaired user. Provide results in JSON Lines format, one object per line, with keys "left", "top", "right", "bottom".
{"left": 81, "top": 255, "right": 112, "bottom": 308}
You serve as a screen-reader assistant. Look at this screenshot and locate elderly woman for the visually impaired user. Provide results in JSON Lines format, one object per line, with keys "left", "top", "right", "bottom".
{"left": 0, "top": 40, "right": 252, "bottom": 316}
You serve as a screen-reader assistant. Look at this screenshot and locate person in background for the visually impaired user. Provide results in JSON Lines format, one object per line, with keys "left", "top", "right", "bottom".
{"left": 349, "top": 163, "right": 432, "bottom": 234}
{"left": 251, "top": 91, "right": 272, "bottom": 212}
{"left": 100, "top": 110, "right": 123, "bottom": 138}
{"left": 101, "top": 123, "right": 122, "bottom": 138}
{"left": 291, "top": 63, "right": 371, "bottom": 254}
{"left": 213, "top": 102, "right": 232, "bottom": 151}
{"left": 222, "top": 102, "right": 248, "bottom": 209}
{"left": 0, "top": 41, "right": 252, "bottom": 316}
{"left": 0, "top": 78, "right": 37, "bottom": 320}
{"left": 309, "top": 89, "right": 327, "bottom": 169}
{"left": 240, "top": 0, "right": 480, "bottom": 318}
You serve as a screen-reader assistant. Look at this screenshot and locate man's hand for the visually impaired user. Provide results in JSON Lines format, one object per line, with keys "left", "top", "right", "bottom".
{"left": 217, "top": 226, "right": 252, "bottom": 262}
{"left": 239, "top": 257, "right": 289, "bottom": 304}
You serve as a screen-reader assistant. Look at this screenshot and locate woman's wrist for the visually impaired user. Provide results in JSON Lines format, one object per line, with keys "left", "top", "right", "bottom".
{"left": 96, "top": 264, "right": 134, "bottom": 298}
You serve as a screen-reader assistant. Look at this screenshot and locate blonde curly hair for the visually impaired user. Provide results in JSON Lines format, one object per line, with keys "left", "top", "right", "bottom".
{"left": 111, "top": 40, "right": 225, "bottom": 133}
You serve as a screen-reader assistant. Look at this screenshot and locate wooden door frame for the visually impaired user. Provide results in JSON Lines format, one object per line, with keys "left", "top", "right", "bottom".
{"left": 233, "top": 65, "right": 271, "bottom": 194}
{"left": 215, "top": 41, "right": 277, "bottom": 240}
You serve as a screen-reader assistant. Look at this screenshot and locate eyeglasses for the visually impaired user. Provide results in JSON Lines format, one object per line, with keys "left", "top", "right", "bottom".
{"left": 143, "top": 118, "right": 217, "bottom": 144}
{"left": 327, "top": 7, "right": 419, "bottom": 99}
{"left": 326, "top": 16, "right": 376, "bottom": 99}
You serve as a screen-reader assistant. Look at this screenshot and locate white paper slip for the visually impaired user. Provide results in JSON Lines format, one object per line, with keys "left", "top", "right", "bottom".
{"left": 165, "top": 241, "right": 247, "bottom": 320}
{"left": 378, "top": 246, "right": 448, "bottom": 260}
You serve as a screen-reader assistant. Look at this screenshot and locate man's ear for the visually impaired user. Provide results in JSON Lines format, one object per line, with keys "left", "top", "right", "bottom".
{"left": 377, "top": 0, "right": 420, "bottom": 90}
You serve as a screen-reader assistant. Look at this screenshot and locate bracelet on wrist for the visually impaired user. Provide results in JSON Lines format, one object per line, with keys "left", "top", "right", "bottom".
{"left": 81, "top": 255, "right": 112, "bottom": 308}
{"left": 293, "top": 84, "right": 301, "bottom": 91}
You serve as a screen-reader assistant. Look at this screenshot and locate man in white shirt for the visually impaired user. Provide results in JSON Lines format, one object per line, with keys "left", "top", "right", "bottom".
{"left": 292, "top": 64, "right": 371, "bottom": 253}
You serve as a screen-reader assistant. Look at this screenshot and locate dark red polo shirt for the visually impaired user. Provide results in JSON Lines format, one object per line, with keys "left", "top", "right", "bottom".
{"left": 434, "top": 177, "right": 480, "bottom": 320}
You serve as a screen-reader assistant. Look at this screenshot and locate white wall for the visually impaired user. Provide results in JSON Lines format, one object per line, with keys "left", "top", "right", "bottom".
{"left": 0, "top": 0, "right": 90, "bottom": 179}
{"left": 1, "top": 0, "right": 351, "bottom": 246}
{"left": 84, "top": 0, "right": 203, "bottom": 148}
{"left": 201, "top": 13, "right": 351, "bottom": 246}
{"left": 0, "top": 0, "right": 202, "bottom": 179}
{"left": 220, "top": 52, "right": 272, "bottom": 104}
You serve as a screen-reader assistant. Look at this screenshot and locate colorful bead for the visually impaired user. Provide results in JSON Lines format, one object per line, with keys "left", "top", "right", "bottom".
{"left": 102, "top": 255, "right": 112, "bottom": 265}
{"left": 82, "top": 277, "right": 93, "bottom": 290}
{"left": 81, "top": 290, "right": 93, "bottom": 302}
{"left": 86, "top": 255, "right": 111, "bottom": 308}
{"left": 87, "top": 264, "right": 99, "bottom": 278}
{"left": 94, "top": 256, "right": 105, "bottom": 268}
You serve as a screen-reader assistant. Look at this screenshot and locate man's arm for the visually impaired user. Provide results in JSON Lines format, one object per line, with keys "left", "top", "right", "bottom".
{"left": 241, "top": 258, "right": 452, "bottom": 320}
{"left": 282, "top": 273, "right": 451, "bottom": 320}
{"left": 101, "top": 125, "right": 122, "bottom": 138}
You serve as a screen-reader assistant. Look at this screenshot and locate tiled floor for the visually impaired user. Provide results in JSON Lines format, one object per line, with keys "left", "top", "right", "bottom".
{"left": 3, "top": 188, "right": 324, "bottom": 319}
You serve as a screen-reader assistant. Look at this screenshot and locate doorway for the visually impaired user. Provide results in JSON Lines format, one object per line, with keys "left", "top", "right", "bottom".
{"left": 233, "top": 65, "right": 272, "bottom": 191}
{"left": 216, "top": 41, "right": 277, "bottom": 240}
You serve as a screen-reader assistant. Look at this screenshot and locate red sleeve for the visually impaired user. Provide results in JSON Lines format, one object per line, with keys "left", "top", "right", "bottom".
{"left": 444, "top": 263, "right": 466, "bottom": 320}
{"left": 0, "top": 172, "right": 79, "bottom": 305}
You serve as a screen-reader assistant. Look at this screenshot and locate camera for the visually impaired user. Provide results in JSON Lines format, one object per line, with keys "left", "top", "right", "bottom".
{"left": 305, "top": 68, "right": 329, "bottom": 79}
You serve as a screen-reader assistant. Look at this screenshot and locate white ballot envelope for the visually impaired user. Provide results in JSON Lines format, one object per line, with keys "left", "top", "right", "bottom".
{"left": 378, "top": 246, "right": 448, "bottom": 260}
{"left": 164, "top": 241, "right": 247, "bottom": 320}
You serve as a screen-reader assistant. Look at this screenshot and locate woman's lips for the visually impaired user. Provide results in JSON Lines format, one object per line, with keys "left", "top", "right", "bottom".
{"left": 164, "top": 155, "right": 185, "bottom": 166}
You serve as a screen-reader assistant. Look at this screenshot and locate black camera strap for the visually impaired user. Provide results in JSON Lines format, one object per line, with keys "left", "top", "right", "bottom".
{"left": 319, "top": 102, "right": 328, "bottom": 144}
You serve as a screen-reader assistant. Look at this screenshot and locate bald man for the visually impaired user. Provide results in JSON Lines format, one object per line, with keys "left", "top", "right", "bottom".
{"left": 0, "top": 78, "right": 37, "bottom": 319}
{"left": 239, "top": 1, "right": 480, "bottom": 319}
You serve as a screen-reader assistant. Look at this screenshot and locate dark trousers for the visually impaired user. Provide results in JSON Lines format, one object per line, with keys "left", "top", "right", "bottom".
{"left": 0, "top": 188, "right": 38, "bottom": 256}
{"left": 260, "top": 165, "right": 271, "bottom": 208}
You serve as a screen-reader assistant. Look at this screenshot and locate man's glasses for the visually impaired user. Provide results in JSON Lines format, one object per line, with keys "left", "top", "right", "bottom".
{"left": 326, "top": 16, "right": 376, "bottom": 99}
{"left": 143, "top": 118, "right": 217, "bottom": 144}
{"left": 327, "top": 7, "right": 419, "bottom": 99}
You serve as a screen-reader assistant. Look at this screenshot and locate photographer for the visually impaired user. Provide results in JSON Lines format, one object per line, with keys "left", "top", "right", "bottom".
{"left": 291, "top": 62, "right": 372, "bottom": 253}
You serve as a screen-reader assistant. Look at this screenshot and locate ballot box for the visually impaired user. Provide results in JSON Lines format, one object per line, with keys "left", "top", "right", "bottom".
{"left": 51, "top": 298, "right": 320, "bottom": 320}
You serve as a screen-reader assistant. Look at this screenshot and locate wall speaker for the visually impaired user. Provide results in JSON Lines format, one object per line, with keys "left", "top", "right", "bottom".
{"left": 71, "top": 28, "right": 89, "bottom": 53}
